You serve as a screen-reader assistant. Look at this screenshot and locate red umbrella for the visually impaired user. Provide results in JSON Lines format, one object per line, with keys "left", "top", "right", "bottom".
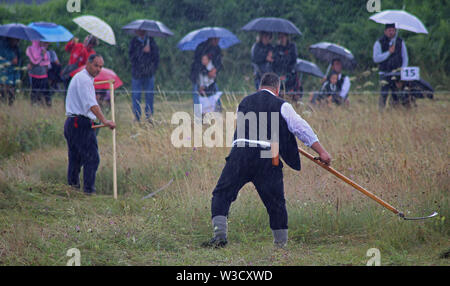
{"left": 70, "top": 66, "right": 123, "bottom": 89}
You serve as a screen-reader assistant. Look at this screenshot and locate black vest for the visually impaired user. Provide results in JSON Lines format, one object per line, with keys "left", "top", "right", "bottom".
{"left": 378, "top": 35, "right": 404, "bottom": 72}
{"left": 233, "top": 90, "right": 301, "bottom": 171}
{"left": 327, "top": 73, "right": 346, "bottom": 91}
{"left": 336, "top": 73, "right": 346, "bottom": 91}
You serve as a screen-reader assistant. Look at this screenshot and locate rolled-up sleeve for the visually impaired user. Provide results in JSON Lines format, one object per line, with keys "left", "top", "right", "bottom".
{"left": 280, "top": 102, "right": 319, "bottom": 147}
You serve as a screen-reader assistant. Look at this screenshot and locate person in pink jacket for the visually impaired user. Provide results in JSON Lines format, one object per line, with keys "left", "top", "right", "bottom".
{"left": 26, "top": 41, "right": 52, "bottom": 106}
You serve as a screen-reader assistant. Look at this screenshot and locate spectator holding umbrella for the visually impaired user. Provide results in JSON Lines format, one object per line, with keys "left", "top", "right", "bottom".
{"left": 63, "top": 35, "right": 98, "bottom": 87}
{"left": 83, "top": 35, "right": 98, "bottom": 58}
{"left": 251, "top": 32, "right": 274, "bottom": 90}
{"left": 273, "top": 32, "right": 298, "bottom": 99}
{"left": 129, "top": 29, "right": 160, "bottom": 122}
{"left": 0, "top": 36, "right": 21, "bottom": 105}
{"left": 26, "top": 40, "right": 51, "bottom": 106}
{"left": 242, "top": 17, "right": 302, "bottom": 91}
{"left": 373, "top": 23, "right": 408, "bottom": 110}
{"left": 178, "top": 27, "right": 239, "bottom": 118}
{"left": 323, "top": 58, "right": 351, "bottom": 104}
{"left": 65, "top": 37, "right": 86, "bottom": 67}
{"left": 190, "top": 37, "right": 223, "bottom": 112}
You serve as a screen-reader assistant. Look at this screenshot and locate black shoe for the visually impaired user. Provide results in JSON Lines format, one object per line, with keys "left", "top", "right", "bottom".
{"left": 69, "top": 184, "right": 80, "bottom": 190}
{"left": 201, "top": 237, "right": 228, "bottom": 248}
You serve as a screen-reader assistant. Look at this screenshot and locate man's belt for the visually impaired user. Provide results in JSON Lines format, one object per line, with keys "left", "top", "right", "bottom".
{"left": 232, "top": 139, "right": 279, "bottom": 166}
{"left": 67, "top": 114, "right": 92, "bottom": 120}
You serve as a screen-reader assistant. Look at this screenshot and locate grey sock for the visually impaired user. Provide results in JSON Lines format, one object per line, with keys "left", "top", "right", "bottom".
{"left": 272, "top": 229, "right": 288, "bottom": 248}
{"left": 212, "top": 215, "right": 227, "bottom": 240}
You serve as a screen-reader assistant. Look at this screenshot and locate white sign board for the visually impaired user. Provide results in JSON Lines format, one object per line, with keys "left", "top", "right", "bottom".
{"left": 401, "top": 67, "right": 420, "bottom": 81}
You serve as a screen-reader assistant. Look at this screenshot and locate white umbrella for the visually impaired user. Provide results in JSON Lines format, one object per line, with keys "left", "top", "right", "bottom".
{"left": 73, "top": 15, "right": 116, "bottom": 45}
{"left": 369, "top": 10, "right": 428, "bottom": 34}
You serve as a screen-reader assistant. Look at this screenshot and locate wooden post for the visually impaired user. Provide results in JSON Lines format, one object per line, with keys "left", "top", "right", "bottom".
{"left": 110, "top": 81, "right": 117, "bottom": 200}
{"left": 93, "top": 79, "right": 117, "bottom": 199}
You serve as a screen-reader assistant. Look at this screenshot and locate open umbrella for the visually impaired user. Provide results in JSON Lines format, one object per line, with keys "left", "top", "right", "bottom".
{"left": 295, "top": 58, "right": 324, "bottom": 78}
{"left": 369, "top": 10, "right": 428, "bottom": 34}
{"left": 309, "top": 42, "right": 356, "bottom": 71}
{"left": 241, "top": 17, "right": 302, "bottom": 35}
{"left": 122, "top": 19, "right": 173, "bottom": 38}
{"left": 28, "top": 22, "right": 73, "bottom": 42}
{"left": 0, "top": 23, "right": 44, "bottom": 41}
{"left": 73, "top": 15, "right": 116, "bottom": 45}
{"left": 177, "top": 27, "right": 240, "bottom": 51}
{"left": 70, "top": 65, "right": 123, "bottom": 90}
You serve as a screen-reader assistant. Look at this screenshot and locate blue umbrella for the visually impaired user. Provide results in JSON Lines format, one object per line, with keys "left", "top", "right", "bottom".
{"left": 28, "top": 22, "right": 73, "bottom": 42}
{"left": 0, "top": 23, "right": 44, "bottom": 41}
{"left": 177, "top": 27, "right": 240, "bottom": 51}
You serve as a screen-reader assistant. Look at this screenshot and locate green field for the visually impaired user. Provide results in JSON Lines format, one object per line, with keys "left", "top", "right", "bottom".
{"left": 0, "top": 92, "right": 448, "bottom": 266}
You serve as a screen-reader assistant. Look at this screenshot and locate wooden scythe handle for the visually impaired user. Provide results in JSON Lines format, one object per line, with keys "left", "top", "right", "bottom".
{"left": 298, "top": 147, "right": 400, "bottom": 215}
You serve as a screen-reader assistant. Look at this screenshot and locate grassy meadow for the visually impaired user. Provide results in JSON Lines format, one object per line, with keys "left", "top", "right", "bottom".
{"left": 0, "top": 91, "right": 448, "bottom": 266}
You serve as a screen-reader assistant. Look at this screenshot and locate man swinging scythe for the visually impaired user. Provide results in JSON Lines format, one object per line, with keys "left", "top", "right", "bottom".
{"left": 203, "top": 72, "right": 331, "bottom": 248}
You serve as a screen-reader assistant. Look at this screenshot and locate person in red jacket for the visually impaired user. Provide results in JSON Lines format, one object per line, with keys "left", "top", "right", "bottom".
{"left": 63, "top": 35, "right": 99, "bottom": 89}
{"left": 65, "top": 35, "right": 98, "bottom": 67}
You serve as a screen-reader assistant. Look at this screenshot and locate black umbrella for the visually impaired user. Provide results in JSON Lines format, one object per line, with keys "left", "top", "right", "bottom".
{"left": 122, "top": 19, "right": 174, "bottom": 38}
{"left": 295, "top": 58, "right": 324, "bottom": 78}
{"left": 241, "top": 17, "right": 302, "bottom": 35}
{"left": 309, "top": 42, "right": 356, "bottom": 70}
{"left": 0, "top": 23, "right": 44, "bottom": 41}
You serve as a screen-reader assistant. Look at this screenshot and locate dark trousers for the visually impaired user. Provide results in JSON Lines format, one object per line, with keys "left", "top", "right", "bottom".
{"left": 0, "top": 84, "right": 15, "bottom": 105}
{"left": 211, "top": 147, "right": 288, "bottom": 230}
{"left": 31, "top": 77, "right": 51, "bottom": 106}
{"left": 379, "top": 75, "right": 400, "bottom": 109}
{"left": 64, "top": 116, "right": 100, "bottom": 193}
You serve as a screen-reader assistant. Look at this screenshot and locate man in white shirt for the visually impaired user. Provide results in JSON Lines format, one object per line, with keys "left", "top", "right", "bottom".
{"left": 203, "top": 72, "right": 331, "bottom": 248}
{"left": 64, "top": 54, "right": 115, "bottom": 194}
{"left": 373, "top": 23, "right": 409, "bottom": 109}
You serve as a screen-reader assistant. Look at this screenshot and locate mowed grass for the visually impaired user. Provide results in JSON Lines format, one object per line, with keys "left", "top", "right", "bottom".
{"left": 0, "top": 91, "right": 448, "bottom": 266}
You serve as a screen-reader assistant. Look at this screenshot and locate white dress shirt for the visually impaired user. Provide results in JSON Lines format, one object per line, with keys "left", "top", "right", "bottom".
{"left": 65, "top": 69, "right": 98, "bottom": 120}
{"left": 256, "top": 89, "right": 319, "bottom": 147}
{"left": 338, "top": 74, "right": 351, "bottom": 99}
{"left": 372, "top": 40, "right": 408, "bottom": 68}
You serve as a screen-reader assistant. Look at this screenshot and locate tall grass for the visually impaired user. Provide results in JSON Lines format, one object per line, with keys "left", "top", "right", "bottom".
{"left": 0, "top": 92, "right": 448, "bottom": 265}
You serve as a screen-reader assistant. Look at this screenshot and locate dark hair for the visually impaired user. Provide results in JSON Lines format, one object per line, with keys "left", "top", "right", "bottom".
{"left": 331, "top": 58, "right": 341, "bottom": 65}
{"left": 259, "top": 72, "right": 280, "bottom": 89}
{"left": 385, "top": 23, "right": 396, "bottom": 30}
{"left": 88, "top": 54, "right": 102, "bottom": 63}
{"left": 259, "top": 31, "right": 272, "bottom": 39}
